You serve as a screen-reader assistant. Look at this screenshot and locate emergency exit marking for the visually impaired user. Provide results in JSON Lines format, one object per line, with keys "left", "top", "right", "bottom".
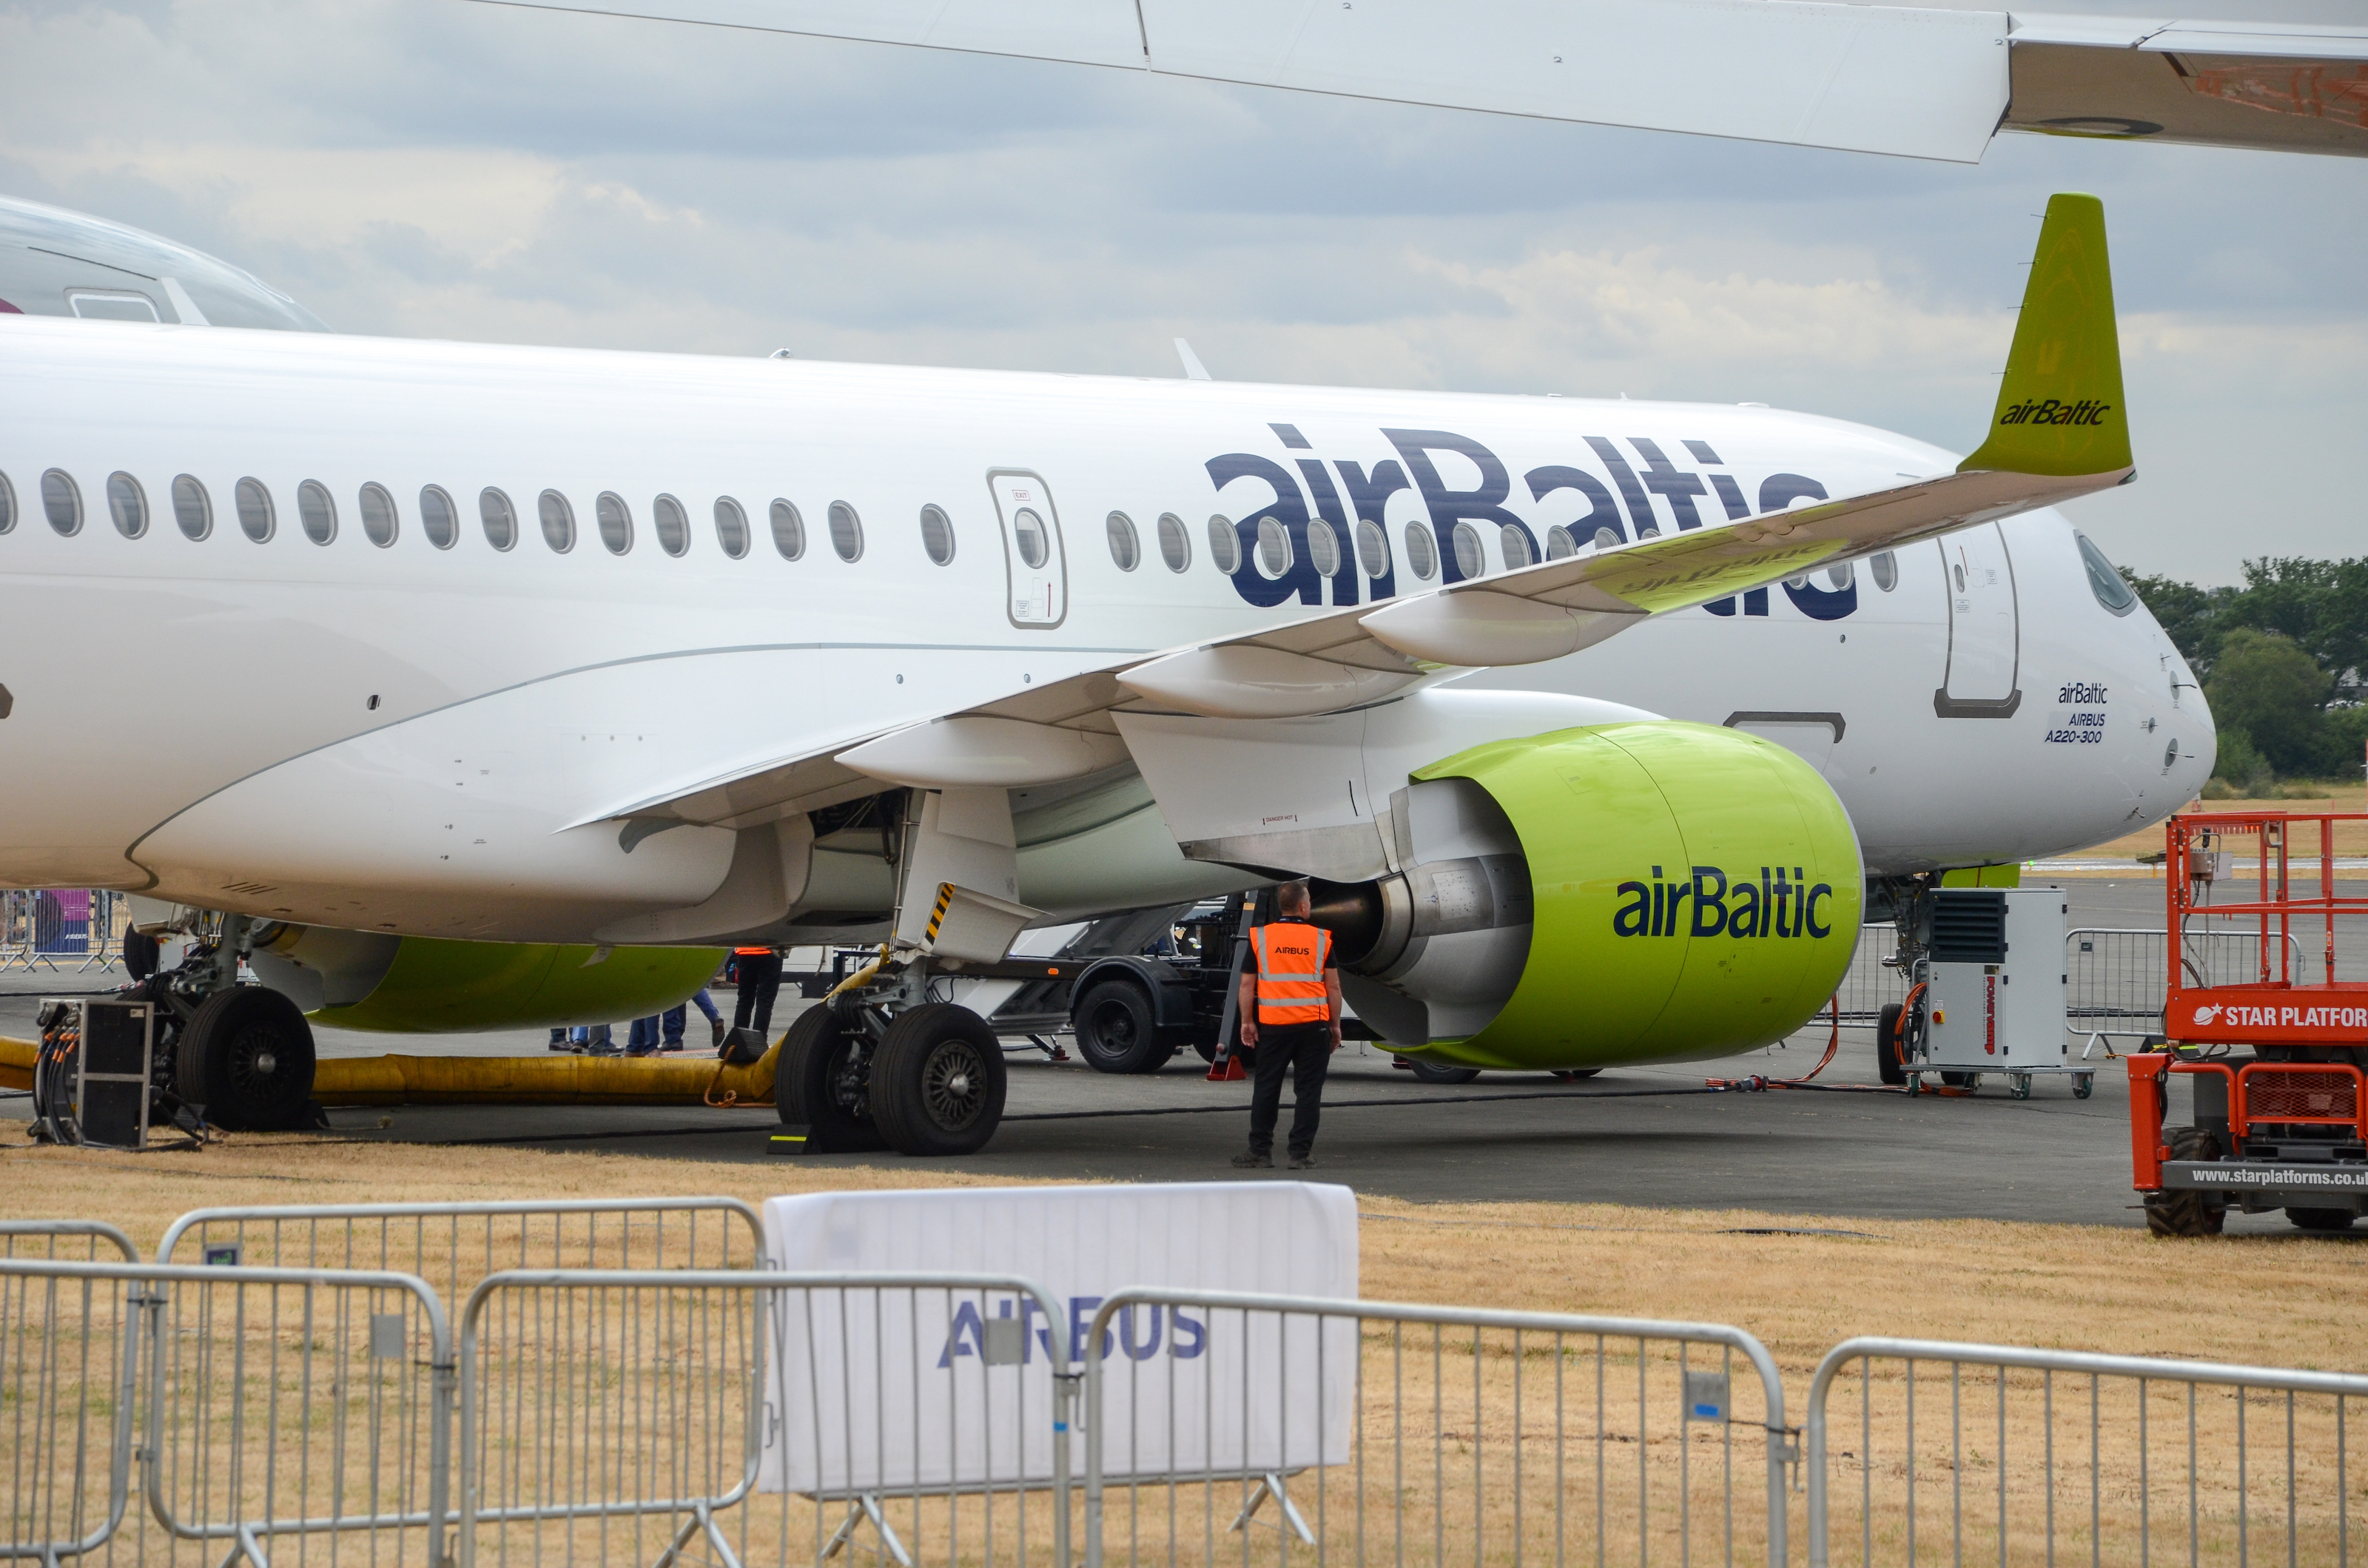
{"left": 1683, "top": 1369, "right": 1729, "bottom": 1422}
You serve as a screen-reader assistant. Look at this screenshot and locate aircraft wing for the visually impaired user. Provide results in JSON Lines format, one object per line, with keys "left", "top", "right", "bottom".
{"left": 476, "top": 0, "right": 2368, "bottom": 161}
{"left": 591, "top": 195, "right": 2129, "bottom": 836}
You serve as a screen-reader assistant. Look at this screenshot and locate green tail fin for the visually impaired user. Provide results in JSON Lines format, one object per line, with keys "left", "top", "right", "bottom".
{"left": 1958, "top": 192, "right": 2131, "bottom": 479}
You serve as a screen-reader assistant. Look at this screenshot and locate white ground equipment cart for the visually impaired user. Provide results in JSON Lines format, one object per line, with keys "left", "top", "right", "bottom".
{"left": 1881, "top": 887, "right": 2082, "bottom": 1099}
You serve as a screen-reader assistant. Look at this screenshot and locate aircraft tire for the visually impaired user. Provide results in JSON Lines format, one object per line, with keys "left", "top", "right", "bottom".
{"left": 1404, "top": 1060, "right": 1481, "bottom": 1085}
{"left": 872, "top": 1003, "right": 1007, "bottom": 1157}
{"left": 123, "top": 930, "right": 160, "bottom": 981}
{"left": 178, "top": 986, "right": 317, "bottom": 1131}
{"left": 1551, "top": 1069, "right": 1601, "bottom": 1082}
{"left": 1074, "top": 980, "right": 1168, "bottom": 1074}
{"left": 1877, "top": 1003, "right": 1907, "bottom": 1087}
{"left": 777, "top": 1006, "right": 886, "bottom": 1153}
{"left": 2286, "top": 1208, "right": 2358, "bottom": 1233}
{"left": 2142, "top": 1126, "right": 2226, "bottom": 1238}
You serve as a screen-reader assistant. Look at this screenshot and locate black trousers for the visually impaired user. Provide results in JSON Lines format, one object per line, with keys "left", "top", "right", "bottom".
{"left": 1248, "top": 1021, "right": 1333, "bottom": 1158}
{"left": 732, "top": 952, "right": 784, "bottom": 1036}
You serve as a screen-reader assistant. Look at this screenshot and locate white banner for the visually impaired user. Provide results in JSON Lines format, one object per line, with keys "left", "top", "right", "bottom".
{"left": 758, "top": 1182, "right": 1358, "bottom": 1495}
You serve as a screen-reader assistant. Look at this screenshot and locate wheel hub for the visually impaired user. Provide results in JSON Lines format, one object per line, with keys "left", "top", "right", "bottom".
{"left": 923, "top": 1042, "right": 986, "bottom": 1131}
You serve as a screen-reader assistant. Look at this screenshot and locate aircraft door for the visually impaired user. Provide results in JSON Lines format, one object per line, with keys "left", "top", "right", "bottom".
{"left": 987, "top": 471, "right": 1067, "bottom": 628}
{"left": 1934, "top": 524, "right": 2021, "bottom": 716}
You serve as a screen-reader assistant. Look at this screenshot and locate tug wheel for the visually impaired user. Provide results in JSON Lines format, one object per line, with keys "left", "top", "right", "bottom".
{"left": 2285, "top": 1208, "right": 2358, "bottom": 1234}
{"left": 1877, "top": 1003, "right": 1908, "bottom": 1087}
{"left": 2143, "top": 1126, "right": 2227, "bottom": 1238}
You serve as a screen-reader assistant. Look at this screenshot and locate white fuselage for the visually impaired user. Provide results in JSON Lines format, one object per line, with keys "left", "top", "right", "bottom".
{"left": 0, "top": 317, "right": 2210, "bottom": 942}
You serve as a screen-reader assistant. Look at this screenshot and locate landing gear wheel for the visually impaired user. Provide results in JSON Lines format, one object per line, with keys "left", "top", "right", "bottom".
{"left": 1876, "top": 1003, "right": 1907, "bottom": 1087}
{"left": 177, "top": 986, "right": 317, "bottom": 1131}
{"left": 871, "top": 1003, "right": 1007, "bottom": 1157}
{"left": 2073, "top": 1073, "right": 2095, "bottom": 1100}
{"left": 2143, "top": 1126, "right": 2227, "bottom": 1237}
{"left": 1403, "top": 1060, "right": 1481, "bottom": 1085}
{"left": 2009, "top": 1073, "right": 2033, "bottom": 1100}
{"left": 1074, "top": 982, "right": 1169, "bottom": 1074}
{"left": 2286, "top": 1208, "right": 2358, "bottom": 1233}
{"left": 776, "top": 1006, "right": 885, "bottom": 1153}
{"left": 1551, "top": 1069, "right": 1601, "bottom": 1082}
{"left": 123, "top": 930, "right": 160, "bottom": 981}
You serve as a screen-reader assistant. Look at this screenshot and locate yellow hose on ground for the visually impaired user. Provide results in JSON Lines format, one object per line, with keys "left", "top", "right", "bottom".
{"left": 0, "top": 1035, "right": 777, "bottom": 1108}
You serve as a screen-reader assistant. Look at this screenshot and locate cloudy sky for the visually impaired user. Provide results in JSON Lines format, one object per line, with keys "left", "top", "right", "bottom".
{"left": 3, "top": 0, "right": 2360, "bottom": 582}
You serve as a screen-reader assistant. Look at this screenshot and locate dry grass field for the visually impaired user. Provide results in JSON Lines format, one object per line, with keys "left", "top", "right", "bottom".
{"left": 6, "top": 1136, "right": 2367, "bottom": 1566}
{"left": 2071, "top": 801, "right": 2368, "bottom": 869}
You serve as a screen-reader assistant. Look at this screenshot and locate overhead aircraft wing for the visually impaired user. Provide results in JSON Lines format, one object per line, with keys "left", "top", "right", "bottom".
{"left": 586, "top": 192, "right": 2132, "bottom": 836}
{"left": 473, "top": 0, "right": 2367, "bottom": 161}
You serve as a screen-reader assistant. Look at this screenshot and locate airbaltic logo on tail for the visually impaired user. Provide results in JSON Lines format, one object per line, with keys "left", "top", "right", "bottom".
{"left": 1998, "top": 398, "right": 2113, "bottom": 428}
{"left": 1613, "top": 865, "right": 1834, "bottom": 940}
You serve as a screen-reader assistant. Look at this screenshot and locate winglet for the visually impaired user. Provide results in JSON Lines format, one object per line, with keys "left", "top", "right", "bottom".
{"left": 1958, "top": 193, "right": 2131, "bottom": 480}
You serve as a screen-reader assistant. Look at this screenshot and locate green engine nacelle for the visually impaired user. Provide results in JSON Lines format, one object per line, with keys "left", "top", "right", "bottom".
{"left": 251, "top": 924, "right": 725, "bottom": 1032}
{"left": 1342, "top": 721, "right": 1862, "bottom": 1071}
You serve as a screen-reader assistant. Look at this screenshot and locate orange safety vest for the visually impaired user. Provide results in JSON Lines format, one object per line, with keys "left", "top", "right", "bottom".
{"left": 1252, "top": 921, "right": 1333, "bottom": 1026}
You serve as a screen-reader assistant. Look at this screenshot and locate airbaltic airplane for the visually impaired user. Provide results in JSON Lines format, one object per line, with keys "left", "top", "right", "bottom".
{"left": 0, "top": 192, "right": 2208, "bottom": 1152}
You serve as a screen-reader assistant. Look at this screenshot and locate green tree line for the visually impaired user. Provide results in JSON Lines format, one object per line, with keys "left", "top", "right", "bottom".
{"left": 2121, "top": 557, "right": 2368, "bottom": 794}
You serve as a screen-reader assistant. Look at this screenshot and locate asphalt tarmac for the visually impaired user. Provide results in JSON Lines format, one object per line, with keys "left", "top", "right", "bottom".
{"left": 4, "top": 875, "right": 2355, "bottom": 1233}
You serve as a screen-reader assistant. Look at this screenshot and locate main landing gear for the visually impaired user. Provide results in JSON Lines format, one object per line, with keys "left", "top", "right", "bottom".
{"left": 776, "top": 959, "right": 1009, "bottom": 1156}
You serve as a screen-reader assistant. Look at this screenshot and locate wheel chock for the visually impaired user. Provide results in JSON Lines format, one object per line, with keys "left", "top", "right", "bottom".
{"left": 1207, "top": 1055, "right": 1246, "bottom": 1083}
{"left": 770, "top": 1125, "right": 810, "bottom": 1154}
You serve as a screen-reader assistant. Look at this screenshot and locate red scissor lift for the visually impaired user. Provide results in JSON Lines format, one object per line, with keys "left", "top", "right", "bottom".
{"left": 2130, "top": 811, "right": 2368, "bottom": 1235}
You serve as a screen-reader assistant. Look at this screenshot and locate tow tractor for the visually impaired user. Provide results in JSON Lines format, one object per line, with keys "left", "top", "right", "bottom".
{"left": 2129, "top": 811, "right": 2368, "bottom": 1236}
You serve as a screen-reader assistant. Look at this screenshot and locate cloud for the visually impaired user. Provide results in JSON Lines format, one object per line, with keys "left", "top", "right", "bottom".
{"left": 2, "top": 0, "right": 2363, "bottom": 582}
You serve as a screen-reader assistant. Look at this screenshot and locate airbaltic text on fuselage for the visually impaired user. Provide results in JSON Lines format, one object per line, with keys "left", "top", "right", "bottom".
{"left": 1205, "top": 423, "right": 1857, "bottom": 620}
{"left": 1997, "top": 398, "right": 2113, "bottom": 428}
{"left": 1613, "top": 864, "right": 1837, "bottom": 940}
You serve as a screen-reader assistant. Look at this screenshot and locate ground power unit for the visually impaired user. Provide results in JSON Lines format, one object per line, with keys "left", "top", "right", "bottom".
{"left": 1911, "top": 889, "right": 2082, "bottom": 1098}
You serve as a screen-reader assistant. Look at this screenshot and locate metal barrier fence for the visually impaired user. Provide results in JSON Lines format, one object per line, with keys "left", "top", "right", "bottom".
{"left": 1834, "top": 925, "right": 1905, "bottom": 1026}
{"left": 2064, "top": 928, "right": 2309, "bottom": 1051}
{"left": 458, "top": 1269, "right": 1074, "bottom": 1568}
{"left": 1807, "top": 1336, "right": 2368, "bottom": 1567}
{"left": 0, "top": 890, "right": 120, "bottom": 974}
{"left": 0, "top": 1255, "right": 452, "bottom": 1568}
{"left": 157, "top": 1196, "right": 764, "bottom": 1308}
{"left": 1082, "top": 1289, "right": 1789, "bottom": 1568}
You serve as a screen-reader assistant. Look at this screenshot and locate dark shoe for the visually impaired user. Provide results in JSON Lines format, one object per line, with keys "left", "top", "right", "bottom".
{"left": 1230, "top": 1151, "right": 1273, "bottom": 1168}
{"left": 625, "top": 1048, "right": 656, "bottom": 1058}
{"left": 661, "top": 1041, "right": 684, "bottom": 1052}
{"left": 710, "top": 1018, "right": 727, "bottom": 1048}
{"left": 1288, "top": 1152, "right": 1317, "bottom": 1170}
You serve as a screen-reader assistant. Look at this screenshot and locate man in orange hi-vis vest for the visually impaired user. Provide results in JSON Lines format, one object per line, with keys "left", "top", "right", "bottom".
{"left": 1231, "top": 881, "right": 1344, "bottom": 1170}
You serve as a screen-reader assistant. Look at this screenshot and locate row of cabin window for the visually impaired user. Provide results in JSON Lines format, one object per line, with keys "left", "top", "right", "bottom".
{"left": 0, "top": 468, "right": 892, "bottom": 563}
{"left": 0, "top": 468, "right": 1892, "bottom": 593}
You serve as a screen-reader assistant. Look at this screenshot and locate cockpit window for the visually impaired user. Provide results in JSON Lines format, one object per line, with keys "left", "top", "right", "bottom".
{"left": 67, "top": 290, "right": 160, "bottom": 323}
{"left": 1, "top": 196, "right": 327, "bottom": 332}
{"left": 2075, "top": 531, "right": 2137, "bottom": 616}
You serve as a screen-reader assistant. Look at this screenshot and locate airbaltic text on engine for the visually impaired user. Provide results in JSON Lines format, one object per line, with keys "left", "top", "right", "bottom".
{"left": 1613, "top": 866, "right": 1838, "bottom": 940}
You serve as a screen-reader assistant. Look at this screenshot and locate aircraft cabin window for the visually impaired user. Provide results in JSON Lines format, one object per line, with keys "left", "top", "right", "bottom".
{"left": 829, "top": 501, "right": 863, "bottom": 563}
{"left": 2075, "top": 531, "right": 2138, "bottom": 616}
{"left": 1157, "top": 512, "right": 1189, "bottom": 573}
{"left": 297, "top": 481, "right": 337, "bottom": 545}
{"left": 172, "top": 476, "right": 211, "bottom": 541}
{"left": 539, "top": 491, "right": 575, "bottom": 553}
{"left": 653, "top": 494, "right": 690, "bottom": 557}
{"left": 1500, "top": 523, "right": 1533, "bottom": 571}
{"left": 480, "top": 488, "right": 517, "bottom": 551}
{"left": 420, "top": 487, "right": 458, "bottom": 550}
{"left": 921, "top": 504, "right": 955, "bottom": 566}
{"left": 596, "top": 492, "right": 631, "bottom": 556}
{"left": 1255, "top": 516, "right": 1291, "bottom": 578}
{"left": 1356, "top": 519, "right": 1390, "bottom": 577}
{"left": 1451, "top": 522, "right": 1484, "bottom": 579}
{"left": 1402, "top": 522, "right": 1437, "bottom": 581}
{"left": 924, "top": 506, "right": 961, "bottom": 568}
{"left": 41, "top": 470, "right": 81, "bottom": 536}
{"left": 769, "top": 499, "right": 804, "bottom": 560}
{"left": 0, "top": 470, "right": 16, "bottom": 535}
{"left": 107, "top": 472, "right": 147, "bottom": 539}
{"left": 1105, "top": 511, "right": 1137, "bottom": 572}
{"left": 1870, "top": 551, "right": 1897, "bottom": 592}
{"left": 360, "top": 484, "right": 398, "bottom": 548}
{"left": 1305, "top": 517, "right": 1339, "bottom": 578}
{"left": 1826, "top": 562, "right": 1851, "bottom": 590}
{"left": 236, "top": 478, "right": 275, "bottom": 542}
{"left": 1596, "top": 525, "right": 1622, "bottom": 551}
{"left": 1011, "top": 507, "right": 1049, "bottom": 570}
{"left": 1545, "top": 525, "right": 1575, "bottom": 561}
{"left": 714, "top": 497, "right": 749, "bottom": 559}
{"left": 1206, "top": 514, "right": 1241, "bottom": 575}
